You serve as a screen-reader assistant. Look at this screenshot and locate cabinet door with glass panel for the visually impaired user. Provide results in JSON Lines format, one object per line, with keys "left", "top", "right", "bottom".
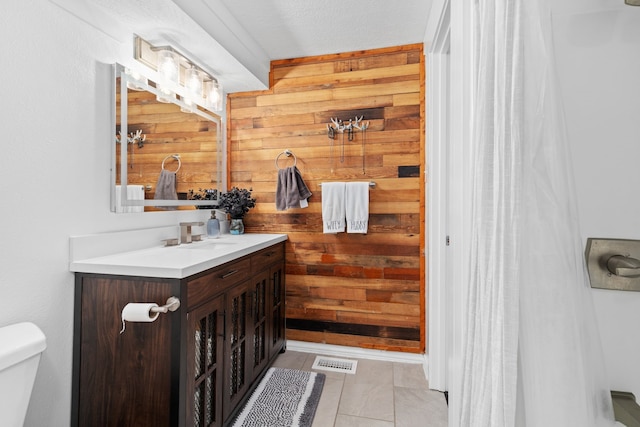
{"left": 268, "top": 260, "right": 286, "bottom": 360}
{"left": 187, "top": 295, "right": 225, "bottom": 427}
{"left": 223, "top": 281, "right": 252, "bottom": 419}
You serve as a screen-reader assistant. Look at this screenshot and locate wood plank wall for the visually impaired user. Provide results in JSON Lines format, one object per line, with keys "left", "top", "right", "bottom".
{"left": 115, "top": 81, "right": 220, "bottom": 208}
{"left": 228, "top": 44, "right": 425, "bottom": 353}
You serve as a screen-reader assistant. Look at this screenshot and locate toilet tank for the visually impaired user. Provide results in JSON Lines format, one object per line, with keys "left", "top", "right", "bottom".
{"left": 0, "top": 322, "right": 47, "bottom": 427}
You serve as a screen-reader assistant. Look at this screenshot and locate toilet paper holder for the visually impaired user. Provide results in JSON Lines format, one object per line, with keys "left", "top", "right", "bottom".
{"left": 149, "top": 296, "right": 181, "bottom": 314}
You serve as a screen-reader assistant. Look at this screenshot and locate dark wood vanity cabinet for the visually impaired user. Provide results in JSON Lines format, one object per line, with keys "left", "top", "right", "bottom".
{"left": 71, "top": 242, "right": 286, "bottom": 427}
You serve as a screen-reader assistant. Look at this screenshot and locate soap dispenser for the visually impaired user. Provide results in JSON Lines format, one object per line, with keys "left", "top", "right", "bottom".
{"left": 206, "top": 211, "right": 220, "bottom": 238}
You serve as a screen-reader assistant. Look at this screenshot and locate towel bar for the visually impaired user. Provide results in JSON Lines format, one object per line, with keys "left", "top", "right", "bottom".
{"left": 320, "top": 182, "right": 375, "bottom": 187}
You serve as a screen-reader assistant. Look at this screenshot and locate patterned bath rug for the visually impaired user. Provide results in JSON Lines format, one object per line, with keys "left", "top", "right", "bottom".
{"left": 231, "top": 367, "right": 326, "bottom": 427}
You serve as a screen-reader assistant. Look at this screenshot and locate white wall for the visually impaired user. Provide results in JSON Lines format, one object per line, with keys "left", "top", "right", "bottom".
{"left": 0, "top": 1, "right": 238, "bottom": 425}
{"left": 553, "top": 6, "right": 640, "bottom": 398}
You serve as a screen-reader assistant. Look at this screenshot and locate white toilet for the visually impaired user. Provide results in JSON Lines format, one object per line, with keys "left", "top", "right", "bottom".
{"left": 0, "top": 322, "right": 47, "bottom": 427}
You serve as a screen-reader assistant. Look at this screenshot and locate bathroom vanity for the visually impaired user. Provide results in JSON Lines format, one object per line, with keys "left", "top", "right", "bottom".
{"left": 70, "top": 232, "right": 287, "bottom": 427}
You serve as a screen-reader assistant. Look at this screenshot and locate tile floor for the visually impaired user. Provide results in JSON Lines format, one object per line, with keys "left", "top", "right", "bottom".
{"left": 272, "top": 350, "right": 449, "bottom": 427}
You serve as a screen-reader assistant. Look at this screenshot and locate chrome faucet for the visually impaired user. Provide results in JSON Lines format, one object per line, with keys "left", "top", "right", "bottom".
{"left": 179, "top": 222, "right": 204, "bottom": 244}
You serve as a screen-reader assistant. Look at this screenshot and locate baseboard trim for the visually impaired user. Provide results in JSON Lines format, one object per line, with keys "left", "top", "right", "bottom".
{"left": 286, "top": 340, "right": 429, "bottom": 380}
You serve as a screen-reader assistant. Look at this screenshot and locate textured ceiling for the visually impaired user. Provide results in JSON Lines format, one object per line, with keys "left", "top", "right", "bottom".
{"left": 218, "top": 0, "right": 433, "bottom": 60}
{"left": 53, "top": 0, "right": 433, "bottom": 91}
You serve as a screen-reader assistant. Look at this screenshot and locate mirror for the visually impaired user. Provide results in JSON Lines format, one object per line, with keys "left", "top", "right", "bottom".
{"left": 112, "top": 63, "right": 222, "bottom": 212}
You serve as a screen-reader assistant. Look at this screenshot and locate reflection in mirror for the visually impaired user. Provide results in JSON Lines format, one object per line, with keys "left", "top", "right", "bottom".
{"left": 112, "top": 63, "right": 222, "bottom": 212}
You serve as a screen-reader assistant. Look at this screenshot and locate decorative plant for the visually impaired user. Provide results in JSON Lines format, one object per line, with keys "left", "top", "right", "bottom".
{"left": 218, "top": 187, "right": 256, "bottom": 219}
{"left": 188, "top": 188, "right": 218, "bottom": 209}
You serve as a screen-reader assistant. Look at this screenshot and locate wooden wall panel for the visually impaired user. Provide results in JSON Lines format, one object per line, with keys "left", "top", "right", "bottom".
{"left": 228, "top": 44, "right": 425, "bottom": 353}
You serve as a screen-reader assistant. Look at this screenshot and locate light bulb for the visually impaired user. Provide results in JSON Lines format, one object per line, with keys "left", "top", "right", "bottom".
{"left": 205, "top": 79, "right": 223, "bottom": 111}
{"left": 181, "top": 66, "right": 204, "bottom": 112}
{"left": 156, "top": 49, "right": 179, "bottom": 103}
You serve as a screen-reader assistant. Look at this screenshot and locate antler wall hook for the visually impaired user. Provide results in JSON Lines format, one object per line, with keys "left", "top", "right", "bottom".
{"left": 131, "top": 129, "right": 146, "bottom": 148}
{"left": 327, "top": 116, "right": 367, "bottom": 140}
{"left": 345, "top": 119, "right": 354, "bottom": 141}
{"left": 328, "top": 118, "right": 345, "bottom": 139}
{"left": 327, "top": 123, "right": 336, "bottom": 139}
{"left": 116, "top": 129, "right": 146, "bottom": 148}
{"left": 353, "top": 116, "right": 369, "bottom": 131}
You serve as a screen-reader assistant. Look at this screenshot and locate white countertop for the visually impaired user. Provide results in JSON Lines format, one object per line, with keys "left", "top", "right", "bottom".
{"left": 70, "top": 233, "right": 287, "bottom": 279}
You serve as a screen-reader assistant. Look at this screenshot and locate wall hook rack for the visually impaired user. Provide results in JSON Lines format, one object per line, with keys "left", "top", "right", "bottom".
{"left": 327, "top": 116, "right": 369, "bottom": 141}
{"left": 116, "top": 129, "right": 146, "bottom": 148}
{"left": 327, "top": 116, "right": 370, "bottom": 170}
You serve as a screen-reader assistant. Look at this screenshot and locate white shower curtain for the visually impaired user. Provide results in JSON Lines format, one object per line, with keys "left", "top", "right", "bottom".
{"left": 460, "top": 0, "right": 616, "bottom": 426}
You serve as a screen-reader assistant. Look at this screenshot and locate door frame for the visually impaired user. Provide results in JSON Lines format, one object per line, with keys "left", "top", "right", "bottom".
{"left": 425, "top": 0, "right": 451, "bottom": 392}
{"left": 425, "top": 1, "right": 475, "bottom": 426}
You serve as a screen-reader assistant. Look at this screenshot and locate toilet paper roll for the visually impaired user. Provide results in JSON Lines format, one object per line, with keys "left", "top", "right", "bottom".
{"left": 120, "top": 303, "right": 160, "bottom": 334}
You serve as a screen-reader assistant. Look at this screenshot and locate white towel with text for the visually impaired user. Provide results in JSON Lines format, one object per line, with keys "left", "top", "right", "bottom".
{"left": 321, "top": 182, "right": 346, "bottom": 233}
{"left": 346, "top": 182, "right": 369, "bottom": 234}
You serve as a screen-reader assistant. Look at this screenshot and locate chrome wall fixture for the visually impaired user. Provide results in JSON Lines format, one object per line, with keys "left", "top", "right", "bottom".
{"left": 585, "top": 238, "right": 640, "bottom": 291}
{"left": 275, "top": 149, "right": 297, "bottom": 170}
{"left": 132, "top": 35, "right": 223, "bottom": 112}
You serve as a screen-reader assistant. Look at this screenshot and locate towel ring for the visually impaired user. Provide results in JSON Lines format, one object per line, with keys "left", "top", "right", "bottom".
{"left": 275, "top": 149, "right": 297, "bottom": 170}
{"left": 162, "top": 154, "right": 181, "bottom": 173}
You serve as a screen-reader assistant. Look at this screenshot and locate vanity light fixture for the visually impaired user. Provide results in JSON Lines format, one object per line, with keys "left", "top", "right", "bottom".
{"left": 133, "top": 35, "right": 224, "bottom": 112}
{"left": 626, "top": 0, "right": 640, "bottom": 5}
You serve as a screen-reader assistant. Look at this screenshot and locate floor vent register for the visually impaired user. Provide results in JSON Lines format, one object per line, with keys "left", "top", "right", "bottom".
{"left": 311, "top": 356, "right": 358, "bottom": 374}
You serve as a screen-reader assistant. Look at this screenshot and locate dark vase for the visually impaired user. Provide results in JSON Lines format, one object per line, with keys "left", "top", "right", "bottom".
{"left": 229, "top": 218, "right": 244, "bottom": 235}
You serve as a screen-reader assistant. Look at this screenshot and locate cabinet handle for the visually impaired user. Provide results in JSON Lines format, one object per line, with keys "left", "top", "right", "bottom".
{"left": 220, "top": 310, "right": 226, "bottom": 341}
{"left": 220, "top": 269, "right": 239, "bottom": 279}
{"left": 250, "top": 291, "right": 255, "bottom": 319}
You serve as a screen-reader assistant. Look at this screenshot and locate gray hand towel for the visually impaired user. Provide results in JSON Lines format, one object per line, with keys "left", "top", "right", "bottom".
{"left": 276, "top": 166, "right": 312, "bottom": 211}
{"left": 294, "top": 167, "right": 312, "bottom": 200}
{"left": 154, "top": 169, "right": 178, "bottom": 200}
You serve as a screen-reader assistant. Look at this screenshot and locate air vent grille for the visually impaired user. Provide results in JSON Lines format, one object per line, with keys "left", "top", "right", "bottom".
{"left": 311, "top": 356, "right": 357, "bottom": 374}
